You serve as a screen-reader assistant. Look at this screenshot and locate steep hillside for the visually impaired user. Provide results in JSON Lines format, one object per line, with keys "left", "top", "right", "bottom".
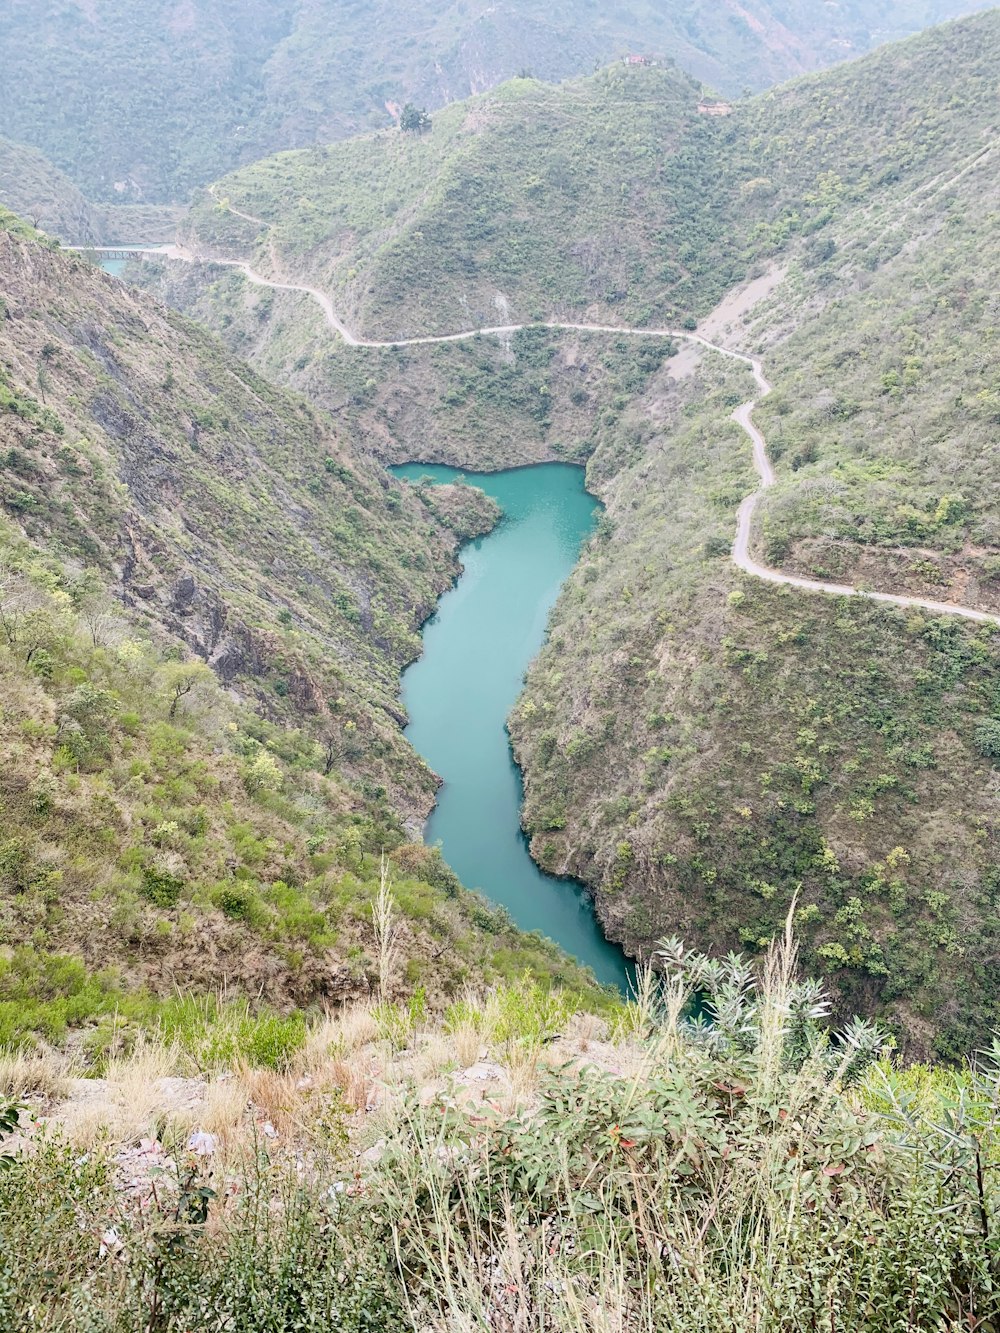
{"left": 0, "top": 215, "right": 611, "bottom": 1045}
{"left": 509, "top": 23, "right": 1000, "bottom": 1058}
{"left": 141, "top": 12, "right": 1000, "bottom": 1056}
{"left": 0, "top": 140, "right": 99, "bottom": 243}
{"left": 179, "top": 11, "right": 1000, "bottom": 342}
{"left": 0, "top": 139, "right": 181, "bottom": 245}
{"left": 0, "top": 0, "right": 993, "bottom": 201}
{"left": 0, "top": 224, "right": 475, "bottom": 821}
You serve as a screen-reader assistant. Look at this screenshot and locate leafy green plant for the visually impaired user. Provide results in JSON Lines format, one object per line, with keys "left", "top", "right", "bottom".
{"left": 0, "top": 1100, "right": 21, "bottom": 1172}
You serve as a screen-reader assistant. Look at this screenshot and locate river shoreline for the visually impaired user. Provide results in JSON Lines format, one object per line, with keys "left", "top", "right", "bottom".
{"left": 391, "top": 461, "right": 631, "bottom": 990}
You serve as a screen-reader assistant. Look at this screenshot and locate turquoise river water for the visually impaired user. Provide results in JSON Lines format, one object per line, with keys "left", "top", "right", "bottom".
{"left": 392, "top": 463, "right": 632, "bottom": 991}
{"left": 97, "top": 235, "right": 633, "bottom": 991}
{"left": 98, "top": 244, "right": 159, "bottom": 277}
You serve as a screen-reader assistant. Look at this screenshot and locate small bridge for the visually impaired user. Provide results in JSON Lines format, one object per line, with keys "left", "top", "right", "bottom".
{"left": 65, "top": 245, "right": 172, "bottom": 259}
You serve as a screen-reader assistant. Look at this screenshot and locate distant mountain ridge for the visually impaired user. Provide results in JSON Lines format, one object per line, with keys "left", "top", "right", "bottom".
{"left": 0, "top": 0, "right": 994, "bottom": 202}
{"left": 179, "top": 10, "right": 1000, "bottom": 340}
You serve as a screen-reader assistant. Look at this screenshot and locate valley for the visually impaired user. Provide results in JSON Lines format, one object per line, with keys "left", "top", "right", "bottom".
{"left": 119, "top": 9, "right": 1000, "bottom": 1057}
{"left": 98, "top": 238, "right": 1000, "bottom": 627}
{"left": 0, "top": 212, "right": 609, "bottom": 1060}
{"left": 4, "top": 4, "right": 1000, "bottom": 1326}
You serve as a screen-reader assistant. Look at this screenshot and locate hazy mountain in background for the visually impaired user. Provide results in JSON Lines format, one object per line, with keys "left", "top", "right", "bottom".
{"left": 0, "top": 0, "right": 994, "bottom": 203}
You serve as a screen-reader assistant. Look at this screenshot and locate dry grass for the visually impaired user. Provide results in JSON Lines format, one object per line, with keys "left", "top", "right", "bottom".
{"left": 0, "top": 1048, "right": 75, "bottom": 1101}
{"left": 188, "top": 1076, "right": 249, "bottom": 1145}
{"left": 372, "top": 854, "right": 399, "bottom": 1001}
{"left": 449, "top": 1020, "right": 484, "bottom": 1068}
{"left": 401, "top": 1032, "right": 461, "bottom": 1084}
{"left": 4, "top": 934, "right": 990, "bottom": 1329}
{"left": 17, "top": 985, "right": 636, "bottom": 1160}
{"left": 238, "top": 1066, "right": 302, "bottom": 1136}
{"left": 297, "top": 1002, "right": 378, "bottom": 1071}
{"left": 59, "top": 1040, "right": 183, "bottom": 1147}
{"left": 503, "top": 1043, "right": 542, "bottom": 1107}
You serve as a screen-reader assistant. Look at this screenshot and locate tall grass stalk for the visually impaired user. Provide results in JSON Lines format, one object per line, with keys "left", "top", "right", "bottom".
{"left": 373, "top": 852, "right": 400, "bottom": 1001}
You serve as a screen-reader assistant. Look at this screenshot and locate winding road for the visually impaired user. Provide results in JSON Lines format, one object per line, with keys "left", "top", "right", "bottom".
{"left": 99, "top": 239, "right": 1000, "bottom": 630}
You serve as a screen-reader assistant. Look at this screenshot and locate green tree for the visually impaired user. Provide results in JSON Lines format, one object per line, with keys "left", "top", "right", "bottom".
{"left": 399, "top": 104, "right": 432, "bottom": 135}
{"left": 162, "top": 660, "right": 214, "bottom": 719}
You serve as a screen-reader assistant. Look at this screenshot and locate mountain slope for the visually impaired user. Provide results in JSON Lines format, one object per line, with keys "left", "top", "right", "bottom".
{"left": 181, "top": 10, "right": 1000, "bottom": 342}
{"left": 0, "top": 139, "right": 182, "bottom": 245}
{"left": 0, "top": 215, "right": 612, "bottom": 1045}
{"left": 508, "top": 19, "right": 1000, "bottom": 1058}
{"left": 0, "top": 0, "right": 993, "bottom": 202}
{"left": 0, "top": 223, "right": 464, "bottom": 823}
{"left": 147, "top": 12, "right": 1000, "bottom": 1055}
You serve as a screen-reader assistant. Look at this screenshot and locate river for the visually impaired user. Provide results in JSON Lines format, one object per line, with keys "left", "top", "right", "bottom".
{"left": 96, "top": 238, "right": 632, "bottom": 988}
{"left": 98, "top": 245, "right": 160, "bottom": 277}
{"left": 392, "top": 462, "right": 632, "bottom": 991}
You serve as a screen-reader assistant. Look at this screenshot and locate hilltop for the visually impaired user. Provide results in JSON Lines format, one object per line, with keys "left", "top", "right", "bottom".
{"left": 3, "top": 938, "right": 999, "bottom": 1330}
{"left": 183, "top": 63, "right": 734, "bottom": 339}
{"left": 140, "top": 11, "right": 1000, "bottom": 1056}
{"left": 0, "top": 0, "right": 993, "bottom": 203}
{"left": 179, "top": 12, "right": 1000, "bottom": 342}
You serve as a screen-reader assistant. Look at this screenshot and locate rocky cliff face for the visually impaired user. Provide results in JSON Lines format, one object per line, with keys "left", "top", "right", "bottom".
{"left": 0, "top": 226, "right": 471, "bottom": 817}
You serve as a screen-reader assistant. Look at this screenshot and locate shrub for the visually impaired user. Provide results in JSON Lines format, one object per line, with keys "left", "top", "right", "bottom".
{"left": 141, "top": 866, "right": 183, "bottom": 908}
{"left": 974, "top": 718, "right": 1000, "bottom": 758}
{"left": 241, "top": 749, "right": 283, "bottom": 796}
{"left": 211, "top": 883, "right": 264, "bottom": 925}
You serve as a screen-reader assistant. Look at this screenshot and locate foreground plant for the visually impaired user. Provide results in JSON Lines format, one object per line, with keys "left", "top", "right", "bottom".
{"left": 374, "top": 927, "right": 1000, "bottom": 1331}
{"left": 2, "top": 939, "right": 999, "bottom": 1330}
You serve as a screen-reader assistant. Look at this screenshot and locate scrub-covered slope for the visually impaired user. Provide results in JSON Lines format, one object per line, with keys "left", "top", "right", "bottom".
{"left": 1, "top": 0, "right": 992, "bottom": 202}
{"left": 509, "top": 19, "right": 1000, "bottom": 1058}
{"left": 182, "top": 11, "right": 1000, "bottom": 343}
{"left": 183, "top": 63, "right": 731, "bottom": 338}
{"left": 0, "top": 213, "right": 604, "bottom": 1047}
{"left": 0, "top": 221, "right": 474, "bottom": 818}
{"left": 156, "top": 12, "right": 1000, "bottom": 1056}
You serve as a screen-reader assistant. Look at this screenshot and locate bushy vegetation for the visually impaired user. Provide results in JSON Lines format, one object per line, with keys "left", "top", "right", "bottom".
{"left": 748, "top": 134, "right": 1000, "bottom": 602}
{"left": 513, "top": 340, "right": 1000, "bottom": 1058}
{"left": 3, "top": 0, "right": 986, "bottom": 202}
{"left": 501, "top": 12, "right": 1000, "bottom": 1060}
{"left": 3, "top": 938, "right": 1000, "bottom": 1329}
{"left": 0, "top": 542, "right": 607, "bottom": 1048}
{"left": 0, "top": 225, "right": 494, "bottom": 818}
{"left": 179, "top": 12, "right": 1000, "bottom": 345}
{"left": 186, "top": 64, "right": 738, "bottom": 337}
{"left": 138, "top": 11, "right": 1000, "bottom": 1057}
